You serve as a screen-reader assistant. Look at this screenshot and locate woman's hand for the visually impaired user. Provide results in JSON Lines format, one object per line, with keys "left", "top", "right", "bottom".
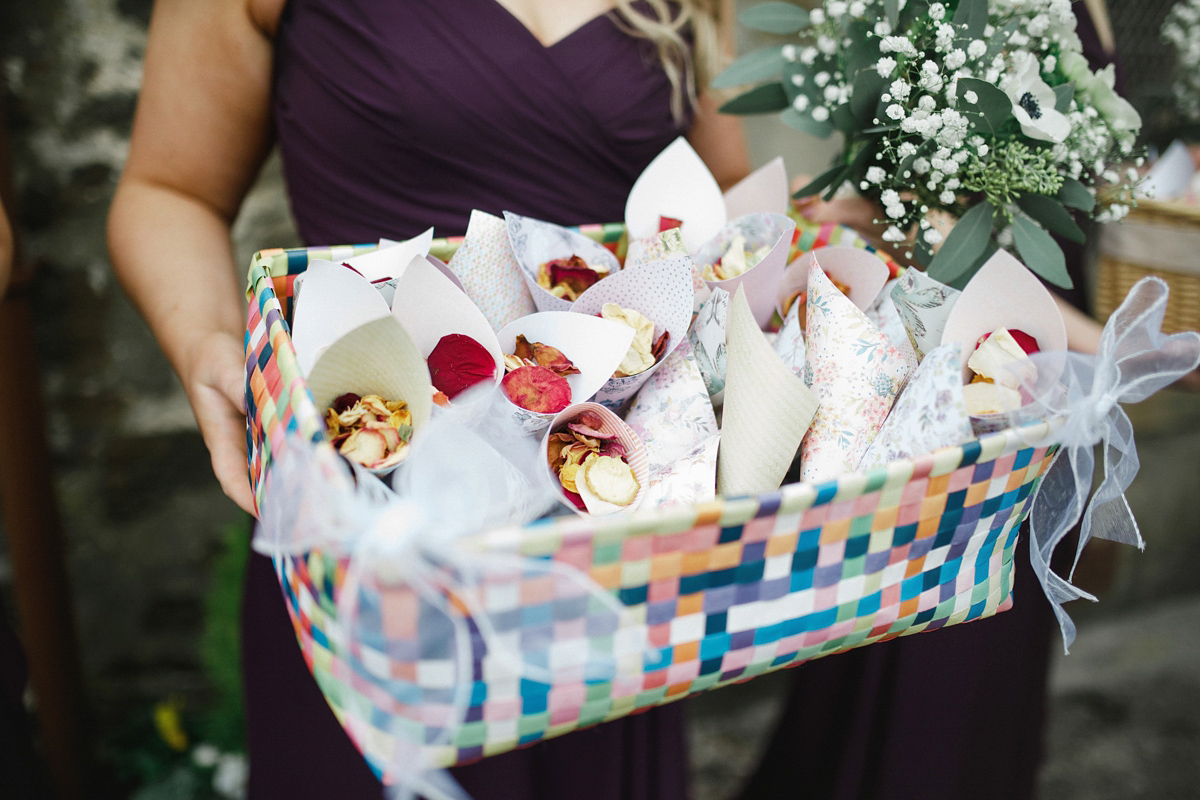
{"left": 183, "top": 330, "right": 254, "bottom": 513}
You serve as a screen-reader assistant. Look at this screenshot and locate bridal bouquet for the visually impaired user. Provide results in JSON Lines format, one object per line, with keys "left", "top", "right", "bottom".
{"left": 1163, "top": 0, "right": 1200, "bottom": 124}
{"left": 717, "top": 0, "right": 1142, "bottom": 288}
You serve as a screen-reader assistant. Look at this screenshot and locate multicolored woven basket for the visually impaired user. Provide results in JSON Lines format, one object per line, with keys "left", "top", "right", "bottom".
{"left": 244, "top": 221, "right": 1055, "bottom": 777}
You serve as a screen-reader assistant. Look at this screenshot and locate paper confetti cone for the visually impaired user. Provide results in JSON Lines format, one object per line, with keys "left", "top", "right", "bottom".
{"left": 446, "top": 209, "right": 536, "bottom": 331}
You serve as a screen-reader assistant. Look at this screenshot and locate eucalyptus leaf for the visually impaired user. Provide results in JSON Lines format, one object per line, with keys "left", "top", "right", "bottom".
{"left": 1053, "top": 82, "right": 1074, "bottom": 113}
{"left": 884, "top": 0, "right": 900, "bottom": 29}
{"left": 851, "top": 68, "right": 887, "bottom": 124}
{"left": 739, "top": 2, "right": 811, "bottom": 34}
{"left": 1013, "top": 217, "right": 1073, "bottom": 288}
{"left": 984, "top": 20, "right": 1020, "bottom": 60}
{"left": 928, "top": 200, "right": 996, "bottom": 283}
{"left": 1058, "top": 177, "right": 1096, "bottom": 212}
{"left": 720, "top": 83, "right": 791, "bottom": 114}
{"left": 1016, "top": 194, "right": 1086, "bottom": 243}
{"left": 915, "top": 237, "right": 934, "bottom": 268}
{"left": 947, "top": 240, "right": 998, "bottom": 290}
{"left": 957, "top": 78, "right": 1013, "bottom": 135}
{"left": 952, "top": 0, "right": 988, "bottom": 37}
{"left": 781, "top": 107, "right": 835, "bottom": 137}
{"left": 792, "top": 163, "right": 848, "bottom": 199}
{"left": 712, "top": 46, "right": 786, "bottom": 89}
{"left": 831, "top": 102, "right": 856, "bottom": 135}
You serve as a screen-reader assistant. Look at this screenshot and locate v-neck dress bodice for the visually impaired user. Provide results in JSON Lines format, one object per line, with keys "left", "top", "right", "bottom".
{"left": 250, "top": 3, "right": 693, "bottom": 799}
{"left": 273, "top": 0, "right": 690, "bottom": 244}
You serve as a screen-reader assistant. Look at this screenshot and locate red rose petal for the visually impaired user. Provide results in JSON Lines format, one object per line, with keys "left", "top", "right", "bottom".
{"left": 1008, "top": 329, "right": 1041, "bottom": 355}
{"left": 658, "top": 216, "right": 683, "bottom": 232}
{"left": 333, "top": 393, "right": 362, "bottom": 413}
{"left": 501, "top": 365, "right": 572, "bottom": 413}
{"left": 428, "top": 333, "right": 497, "bottom": 399}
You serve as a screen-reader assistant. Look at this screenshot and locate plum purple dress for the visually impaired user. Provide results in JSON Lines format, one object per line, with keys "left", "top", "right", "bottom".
{"left": 243, "top": 2, "right": 692, "bottom": 798}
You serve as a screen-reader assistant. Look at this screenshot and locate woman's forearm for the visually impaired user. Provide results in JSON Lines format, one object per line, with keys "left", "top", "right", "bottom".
{"left": 108, "top": 178, "right": 244, "bottom": 382}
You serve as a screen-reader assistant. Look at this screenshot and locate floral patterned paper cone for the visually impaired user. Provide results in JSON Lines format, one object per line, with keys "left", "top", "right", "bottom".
{"left": 777, "top": 246, "right": 891, "bottom": 319}
{"left": 692, "top": 212, "right": 796, "bottom": 328}
{"left": 446, "top": 209, "right": 536, "bottom": 332}
{"left": 625, "top": 227, "right": 709, "bottom": 312}
{"left": 717, "top": 286, "right": 818, "bottom": 497}
{"left": 800, "top": 261, "right": 913, "bottom": 483}
{"left": 889, "top": 268, "right": 961, "bottom": 361}
{"left": 858, "top": 343, "right": 973, "bottom": 470}
{"left": 504, "top": 212, "right": 622, "bottom": 313}
{"left": 865, "top": 279, "right": 918, "bottom": 373}
{"left": 687, "top": 287, "right": 730, "bottom": 405}
{"left": 772, "top": 300, "right": 806, "bottom": 377}
{"left": 625, "top": 340, "right": 720, "bottom": 508}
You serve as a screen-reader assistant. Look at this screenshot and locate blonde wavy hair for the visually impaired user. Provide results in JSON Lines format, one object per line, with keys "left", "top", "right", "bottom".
{"left": 613, "top": 0, "right": 724, "bottom": 123}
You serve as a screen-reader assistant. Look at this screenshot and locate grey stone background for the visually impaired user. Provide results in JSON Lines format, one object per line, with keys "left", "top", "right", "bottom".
{"left": 0, "top": 1, "right": 1196, "bottom": 798}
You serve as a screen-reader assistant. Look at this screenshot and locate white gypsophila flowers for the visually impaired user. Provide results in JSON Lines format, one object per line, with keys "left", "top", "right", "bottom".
{"left": 929, "top": 2, "right": 946, "bottom": 21}
{"left": 876, "top": 56, "right": 897, "bottom": 78}
{"left": 890, "top": 79, "right": 912, "bottom": 99}
{"left": 967, "top": 40, "right": 987, "bottom": 59}
{"left": 882, "top": 226, "right": 906, "bottom": 242}
{"left": 811, "top": 105, "right": 830, "bottom": 121}
{"left": 866, "top": 166, "right": 887, "bottom": 183}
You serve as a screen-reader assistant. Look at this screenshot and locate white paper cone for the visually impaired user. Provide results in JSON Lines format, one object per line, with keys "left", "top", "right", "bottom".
{"left": 889, "top": 268, "right": 961, "bottom": 361}
{"left": 777, "top": 246, "right": 890, "bottom": 318}
{"left": 496, "top": 312, "right": 634, "bottom": 434}
{"left": 625, "top": 137, "right": 727, "bottom": 252}
{"left": 344, "top": 228, "right": 434, "bottom": 283}
{"left": 291, "top": 260, "right": 392, "bottom": 376}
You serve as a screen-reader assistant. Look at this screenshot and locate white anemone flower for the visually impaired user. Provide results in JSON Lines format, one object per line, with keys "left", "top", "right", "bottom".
{"left": 1005, "top": 53, "right": 1070, "bottom": 143}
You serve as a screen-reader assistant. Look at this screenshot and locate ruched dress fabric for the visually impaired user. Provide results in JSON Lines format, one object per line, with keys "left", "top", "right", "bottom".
{"left": 245, "top": 2, "right": 692, "bottom": 798}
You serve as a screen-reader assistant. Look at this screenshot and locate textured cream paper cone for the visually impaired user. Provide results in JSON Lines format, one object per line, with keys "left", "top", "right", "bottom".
{"left": 306, "top": 316, "right": 434, "bottom": 475}
{"left": 723, "top": 156, "right": 788, "bottom": 219}
{"left": 717, "top": 286, "right": 818, "bottom": 497}
{"left": 625, "top": 137, "right": 727, "bottom": 252}
{"left": 291, "top": 260, "right": 392, "bottom": 376}
{"left": 504, "top": 212, "right": 622, "bottom": 314}
{"left": 540, "top": 402, "right": 649, "bottom": 516}
{"left": 446, "top": 209, "right": 536, "bottom": 332}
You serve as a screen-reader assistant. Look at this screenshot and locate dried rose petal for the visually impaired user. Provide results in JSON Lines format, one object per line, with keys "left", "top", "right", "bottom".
{"left": 600, "top": 439, "right": 627, "bottom": 459}
{"left": 427, "top": 333, "right": 496, "bottom": 399}
{"left": 549, "top": 258, "right": 603, "bottom": 295}
{"left": 501, "top": 365, "right": 572, "bottom": 413}
{"left": 651, "top": 330, "right": 670, "bottom": 362}
{"left": 658, "top": 216, "right": 683, "bottom": 232}
{"left": 568, "top": 421, "right": 614, "bottom": 440}
{"left": 333, "top": 393, "right": 361, "bottom": 414}
{"left": 561, "top": 488, "right": 587, "bottom": 511}
{"left": 513, "top": 334, "right": 535, "bottom": 363}
{"left": 340, "top": 428, "right": 388, "bottom": 467}
{"left": 432, "top": 390, "right": 451, "bottom": 407}
{"left": 1008, "top": 329, "right": 1040, "bottom": 355}
{"left": 530, "top": 340, "right": 581, "bottom": 377}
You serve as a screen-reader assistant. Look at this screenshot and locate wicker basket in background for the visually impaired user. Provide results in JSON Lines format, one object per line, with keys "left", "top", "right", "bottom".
{"left": 1095, "top": 199, "right": 1200, "bottom": 334}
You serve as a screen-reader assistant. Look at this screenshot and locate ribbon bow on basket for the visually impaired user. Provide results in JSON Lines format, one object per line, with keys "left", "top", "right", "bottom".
{"left": 255, "top": 390, "right": 651, "bottom": 800}
{"left": 1006, "top": 277, "right": 1200, "bottom": 651}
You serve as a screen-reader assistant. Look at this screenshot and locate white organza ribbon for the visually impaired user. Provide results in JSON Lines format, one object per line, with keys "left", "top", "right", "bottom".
{"left": 255, "top": 388, "right": 648, "bottom": 800}
{"left": 1008, "top": 277, "right": 1200, "bottom": 652}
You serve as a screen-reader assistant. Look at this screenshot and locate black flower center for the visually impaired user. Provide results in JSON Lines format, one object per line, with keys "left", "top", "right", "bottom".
{"left": 1018, "top": 91, "right": 1042, "bottom": 120}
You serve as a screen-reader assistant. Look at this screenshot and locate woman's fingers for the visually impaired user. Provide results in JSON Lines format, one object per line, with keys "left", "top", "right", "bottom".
{"left": 186, "top": 331, "right": 256, "bottom": 515}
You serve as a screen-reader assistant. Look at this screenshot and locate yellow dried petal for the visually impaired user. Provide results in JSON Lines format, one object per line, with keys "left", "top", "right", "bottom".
{"left": 581, "top": 455, "right": 639, "bottom": 507}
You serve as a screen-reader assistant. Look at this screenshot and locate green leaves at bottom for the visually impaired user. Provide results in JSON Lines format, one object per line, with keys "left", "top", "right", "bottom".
{"left": 1012, "top": 217, "right": 1074, "bottom": 288}
{"left": 781, "top": 108, "right": 835, "bottom": 138}
{"left": 928, "top": 201, "right": 996, "bottom": 284}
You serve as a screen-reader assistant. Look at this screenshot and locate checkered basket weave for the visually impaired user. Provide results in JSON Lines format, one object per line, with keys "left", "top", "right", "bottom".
{"left": 243, "top": 221, "right": 1055, "bottom": 777}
